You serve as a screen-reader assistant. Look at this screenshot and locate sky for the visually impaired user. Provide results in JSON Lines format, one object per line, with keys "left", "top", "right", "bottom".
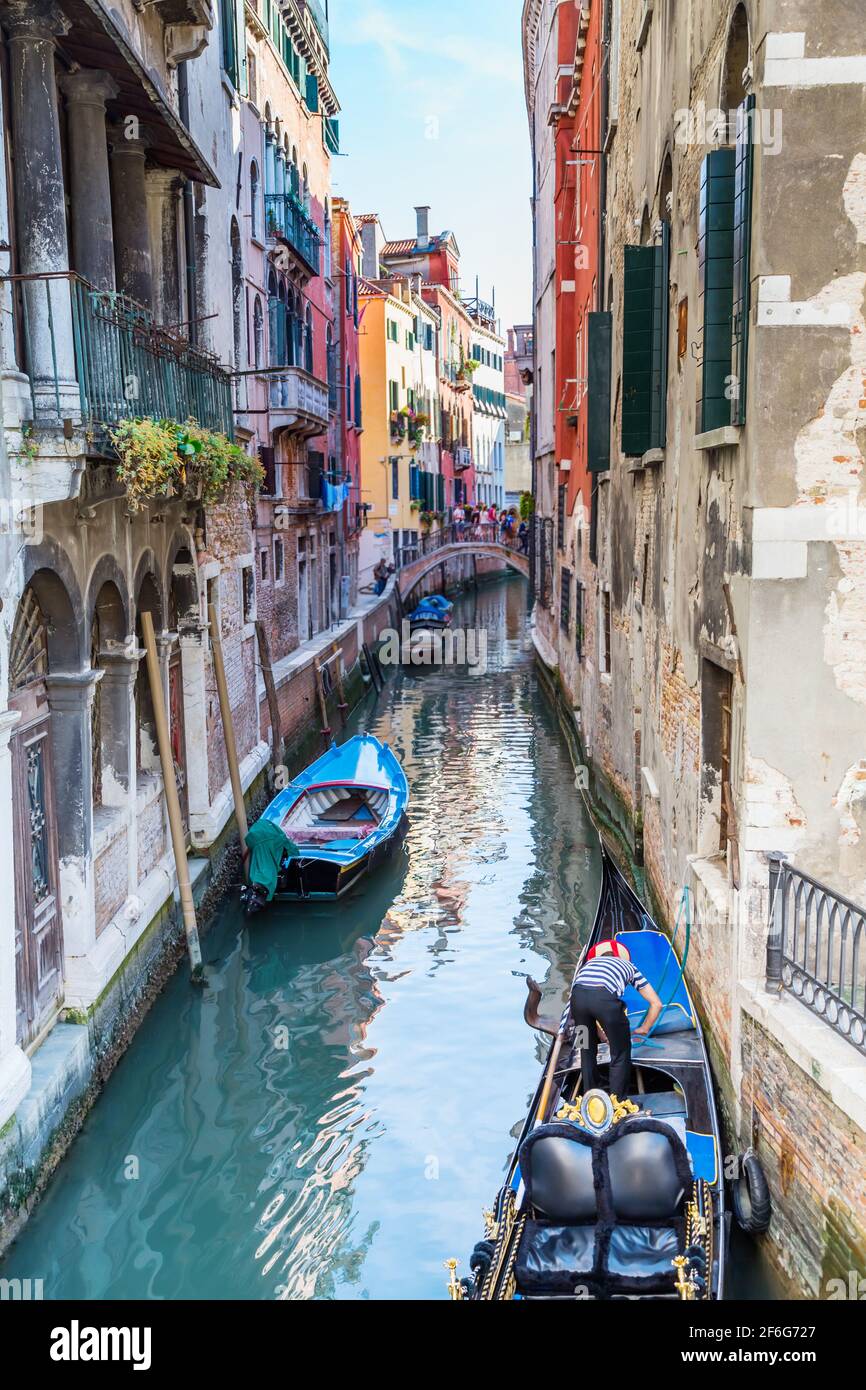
{"left": 328, "top": 0, "right": 532, "bottom": 333}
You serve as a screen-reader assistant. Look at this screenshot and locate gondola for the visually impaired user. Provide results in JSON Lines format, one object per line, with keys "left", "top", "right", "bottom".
{"left": 453, "top": 846, "right": 727, "bottom": 1301}
{"left": 241, "top": 735, "right": 408, "bottom": 911}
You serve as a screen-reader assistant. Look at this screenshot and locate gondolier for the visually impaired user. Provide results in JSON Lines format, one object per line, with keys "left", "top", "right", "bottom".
{"left": 569, "top": 939, "right": 663, "bottom": 1099}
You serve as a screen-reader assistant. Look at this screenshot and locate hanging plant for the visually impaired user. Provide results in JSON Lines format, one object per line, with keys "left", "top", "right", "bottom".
{"left": 110, "top": 417, "right": 263, "bottom": 511}
{"left": 519, "top": 490, "right": 535, "bottom": 520}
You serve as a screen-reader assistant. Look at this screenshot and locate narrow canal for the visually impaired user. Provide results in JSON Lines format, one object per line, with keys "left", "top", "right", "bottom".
{"left": 3, "top": 575, "right": 772, "bottom": 1300}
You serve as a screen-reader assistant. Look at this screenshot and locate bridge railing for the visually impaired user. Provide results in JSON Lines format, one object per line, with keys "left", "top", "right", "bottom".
{"left": 395, "top": 521, "right": 528, "bottom": 571}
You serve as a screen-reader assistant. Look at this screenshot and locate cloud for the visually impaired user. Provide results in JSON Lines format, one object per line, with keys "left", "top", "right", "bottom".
{"left": 341, "top": 2, "right": 522, "bottom": 86}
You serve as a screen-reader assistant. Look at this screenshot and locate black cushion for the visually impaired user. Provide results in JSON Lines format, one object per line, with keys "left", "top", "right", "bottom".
{"left": 515, "top": 1221, "right": 595, "bottom": 1294}
{"left": 607, "top": 1224, "right": 681, "bottom": 1280}
{"left": 607, "top": 1128, "right": 688, "bottom": 1221}
{"left": 519, "top": 1128, "right": 597, "bottom": 1222}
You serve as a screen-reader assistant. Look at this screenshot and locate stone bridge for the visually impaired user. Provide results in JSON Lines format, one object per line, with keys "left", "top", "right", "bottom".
{"left": 397, "top": 538, "right": 529, "bottom": 604}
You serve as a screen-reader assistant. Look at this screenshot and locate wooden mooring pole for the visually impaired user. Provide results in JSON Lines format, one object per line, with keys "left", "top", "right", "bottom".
{"left": 140, "top": 611, "right": 203, "bottom": 982}
{"left": 208, "top": 603, "right": 248, "bottom": 853}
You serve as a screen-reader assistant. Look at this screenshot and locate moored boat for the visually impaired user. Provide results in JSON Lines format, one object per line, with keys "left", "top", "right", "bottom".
{"left": 241, "top": 734, "right": 408, "bottom": 911}
{"left": 452, "top": 847, "right": 733, "bottom": 1302}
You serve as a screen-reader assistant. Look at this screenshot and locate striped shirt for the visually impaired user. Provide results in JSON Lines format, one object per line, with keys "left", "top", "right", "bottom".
{"left": 572, "top": 955, "right": 649, "bottom": 998}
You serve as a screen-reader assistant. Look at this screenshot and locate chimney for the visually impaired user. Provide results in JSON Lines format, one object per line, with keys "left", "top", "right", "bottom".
{"left": 360, "top": 221, "right": 379, "bottom": 279}
{"left": 415, "top": 205, "right": 430, "bottom": 246}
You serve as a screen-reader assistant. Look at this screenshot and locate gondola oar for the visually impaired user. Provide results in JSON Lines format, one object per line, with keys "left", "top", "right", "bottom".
{"left": 535, "top": 1032, "right": 566, "bottom": 1127}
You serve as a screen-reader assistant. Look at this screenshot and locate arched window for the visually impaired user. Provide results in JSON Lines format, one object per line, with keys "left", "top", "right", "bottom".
{"left": 305, "top": 304, "right": 314, "bottom": 374}
{"left": 250, "top": 160, "right": 259, "bottom": 239}
{"left": 253, "top": 295, "right": 264, "bottom": 369}
{"left": 230, "top": 217, "right": 243, "bottom": 370}
{"left": 722, "top": 4, "right": 750, "bottom": 117}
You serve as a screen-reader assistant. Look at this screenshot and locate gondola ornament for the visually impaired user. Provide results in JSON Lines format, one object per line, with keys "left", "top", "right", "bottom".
{"left": 556, "top": 1089, "right": 639, "bottom": 1132}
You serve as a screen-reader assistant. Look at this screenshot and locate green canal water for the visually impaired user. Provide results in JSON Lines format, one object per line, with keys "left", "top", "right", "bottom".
{"left": 2, "top": 575, "right": 772, "bottom": 1299}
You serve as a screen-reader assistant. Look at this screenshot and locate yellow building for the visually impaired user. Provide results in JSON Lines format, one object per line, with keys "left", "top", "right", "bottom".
{"left": 358, "top": 276, "right": 442, "bottom": 582}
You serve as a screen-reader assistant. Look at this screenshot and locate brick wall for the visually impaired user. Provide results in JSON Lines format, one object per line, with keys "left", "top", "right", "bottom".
{"left": 137, "top": 793, "right": 166, "bottom": 885}
{"left": 742, "top": 1017, "right": 866, "bottom": 1297}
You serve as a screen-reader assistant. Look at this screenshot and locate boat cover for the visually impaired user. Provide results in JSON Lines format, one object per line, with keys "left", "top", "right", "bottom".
{"left": 246, "top": 819, "right": 300, "bottom": 901}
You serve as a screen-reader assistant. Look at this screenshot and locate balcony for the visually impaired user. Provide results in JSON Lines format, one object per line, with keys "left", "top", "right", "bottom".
{"left": 268, "top": 366, "right": 329, "bottom": 437}
{"left": 264, "top": 192, "right": 322, "bottom": 278}
{"left": 6, "top": 271, "right": 233, "bottom": 441}
{"left": 453, "top": 446, "right": 472, "bottom": 472}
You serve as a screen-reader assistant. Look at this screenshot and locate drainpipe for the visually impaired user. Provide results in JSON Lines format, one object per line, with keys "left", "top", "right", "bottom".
{"left": 178, "top": 62, "right": 198, "bottom": 347}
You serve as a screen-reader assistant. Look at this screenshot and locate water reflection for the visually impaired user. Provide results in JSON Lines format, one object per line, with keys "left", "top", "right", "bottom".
{"left": 2, "top": 576, "right": 602, "bottom": 1300}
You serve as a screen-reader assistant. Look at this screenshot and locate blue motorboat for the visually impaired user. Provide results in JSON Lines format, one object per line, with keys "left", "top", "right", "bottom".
{"left": 408, "top": 594, "right": 453, "bottom": 631}
{"left": 242, "top": 735, "right": 408, "bottom": 910}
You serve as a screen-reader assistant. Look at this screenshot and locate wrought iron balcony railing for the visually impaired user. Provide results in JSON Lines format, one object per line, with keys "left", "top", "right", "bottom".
{"left": 264, "top": 192, "right": 322, "bottom": 277}
{"left": 5, "top": 272, "right": 233, "bottom": 439}
{"left": 767, "top": 855, "right": 866, "bottom": 1055}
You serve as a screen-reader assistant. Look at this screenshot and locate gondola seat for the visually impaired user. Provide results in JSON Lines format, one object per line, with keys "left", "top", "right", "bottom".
{"left": 514, "top": 1118, "right": 692, "bottom": 1297}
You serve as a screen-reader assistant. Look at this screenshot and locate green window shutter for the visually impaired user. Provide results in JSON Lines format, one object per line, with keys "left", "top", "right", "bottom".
{"left": 587, "top": 310, "right": 612, "bottom": 472}
{"left": 731, "top": 95, "right": 755, "bottom": 426}
{"left": 650, "top": 222, "right": 669, "bottom": 449}
{"left": 698, "top": 147, "right": 735, "bottom": 433}
{"left": 621, "top": 245, "right": 655, "bottom": 455}
{"left": 305, "top": 73, "right": 320, "bottom": 113}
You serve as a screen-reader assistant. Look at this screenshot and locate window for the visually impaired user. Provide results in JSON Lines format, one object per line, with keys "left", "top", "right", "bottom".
{"left": 575, "top": 582, "right": 584, "bottom": 661}
{"left": 391, "top": 457, "right": 399, "bottom": 499}
{"left": 252, "top": 295, "right": 263, "bottom": 369}
{"left": 701, "top": 660, "right": 734, "bottom": 854}
{"left": 260, "top": 548, "right": 268, "bottom": 581}
{"left": 247, "top": 49, "right": 257, "bottom": 106}
{"left": 387, "top": 319, "right": 399, "bottom": 342}
{"left": 557, "top": 483, "right": 566, "bottom": 549}
{"left": 250, "top": 161, "right": 259, "bottom": 239}
{"left": 354, "top": 372, "right": 362, "bottom": 428}
{"left": 305, "top": 306, "right": 314, "bottom": 374}
{"left": 274, "top": 536, "right": 285, "bottom": 582}
{"left": 560, "top": 567, "right": 571, "bottom": 632}
{"left": 389, "top": 380, "right": 399, "bottom": 412}
{"left": 600, "top": 590, "right": 612, "bottom": 674}
{"left": 241, "top": 564, "right": 255, "bottom": 624}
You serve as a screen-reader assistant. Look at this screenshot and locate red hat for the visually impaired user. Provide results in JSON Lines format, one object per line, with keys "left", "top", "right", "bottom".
{"left": 586, "top": 939, "right": 631, "bottom": 961}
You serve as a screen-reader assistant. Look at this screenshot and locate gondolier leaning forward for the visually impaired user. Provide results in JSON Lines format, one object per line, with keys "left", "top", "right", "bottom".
{"left": 567, "top": 941, "right": 663, "bottom": 1100}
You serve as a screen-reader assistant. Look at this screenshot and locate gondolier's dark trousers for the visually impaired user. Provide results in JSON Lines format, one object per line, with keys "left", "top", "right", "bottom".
{"left": 570, "top": 984, "right": 632, "bottom": 1099}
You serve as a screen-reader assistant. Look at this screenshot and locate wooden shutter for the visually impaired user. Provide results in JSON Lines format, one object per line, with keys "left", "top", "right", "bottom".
{"left": 621, "top": 245, "right": 655, "bottom": 455}
{"left": 587, "top": 310, "right": 612, "bottom": 472}
{"left": 305, "top": 74, "right": 320, "bottom": 113}
{"left": 731, "top": 95, "right": 755, "bottom": 426}
{"left": 650, "top": 222, "right": 669, "bottom": 449}
{"left": 698, "top": 148, "right": 736, "bottom": 433}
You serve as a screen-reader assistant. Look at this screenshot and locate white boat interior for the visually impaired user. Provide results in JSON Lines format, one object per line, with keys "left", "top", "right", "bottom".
{"left": 281, "top": 785, "right": 387, "bottom": 845}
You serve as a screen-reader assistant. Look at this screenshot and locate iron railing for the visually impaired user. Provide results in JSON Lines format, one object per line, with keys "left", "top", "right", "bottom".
{"left": 264, "top": 192, "right": 322, "bottom": 277}
{"left": 6, "top": 271, "right": 233, "bottom": 439}
{"left": 767, "top": 854, "right": 866, "bottom": 1055}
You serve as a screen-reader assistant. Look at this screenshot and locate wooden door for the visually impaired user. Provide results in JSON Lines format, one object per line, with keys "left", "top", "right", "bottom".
{"left": 12, "top": 703, "right": 63, "bottom": 1048}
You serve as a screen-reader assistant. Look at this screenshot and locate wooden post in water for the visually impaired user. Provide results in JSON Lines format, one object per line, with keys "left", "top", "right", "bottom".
{"left": 208, "top": 604, "right": 248, "bottom": 855}
{"left": 140, "top": 611, "right": 203, "bottom": 982}
{"left": 331, "top": 642, "right": 348, "bottom": 720}
{"left": 314, "top": 660, "right": 331, "bottom": 744}
{"left": 255, "top": 620, "right": 282, "bottom": 779}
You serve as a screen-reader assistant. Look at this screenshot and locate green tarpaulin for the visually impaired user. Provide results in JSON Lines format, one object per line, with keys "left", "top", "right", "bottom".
{"left": 245, "top": 818, "right": 300, "bottom": 901}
